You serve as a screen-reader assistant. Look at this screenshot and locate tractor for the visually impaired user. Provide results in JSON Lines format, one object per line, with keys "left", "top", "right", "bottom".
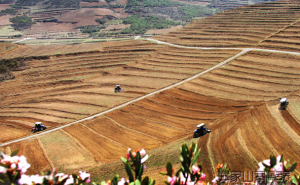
{"left": 279, "top": 98, "right": 289, "bottom": 110}
{"left": 31, "top": 122, "right": 47, "bottom": 133}
{"left": 193, "top": 123, "right": 211, "bottom": 138}
{"left": 114, "top": 84, "right": 124, "bottom": 93}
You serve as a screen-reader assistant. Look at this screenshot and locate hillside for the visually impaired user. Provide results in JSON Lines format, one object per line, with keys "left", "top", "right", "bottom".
{"left": 0, "top": 0, "right": 276, "bottom": 41}
{"left": 1, "top": 0, "right": 300, "bottom": 184}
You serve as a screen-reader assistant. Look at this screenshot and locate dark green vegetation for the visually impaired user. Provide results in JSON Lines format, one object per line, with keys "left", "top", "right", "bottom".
{"left": 125, "top": 0, "right": 214, "bottom": 24}
{"left": 81, "top": 0, "right": 98, "bottom": 2}
{"left": 0, "top": 55, "right": 49, "bottom": 82}
{"left": 14, "top": 0, "right": 44, "bottom": 7}
{"left": 121, "top": 15, "right": 181, "bottom": 35}
{"left": 0, "top": 0, "right": 13, "bottom": 3}
{"left": 14, "top": 0, "right": 80, "bottom": 8}
{"left": 1, "top": 0, "right": 279, "bottom": 38}
{"left": 0, "top": 8, "right": 17, "bottom": 16}
{"left": 42, "top": 0, "right": 80, "bottom": 9}
{"left": 9, "top": 15, "right": 34, "bottom": 30}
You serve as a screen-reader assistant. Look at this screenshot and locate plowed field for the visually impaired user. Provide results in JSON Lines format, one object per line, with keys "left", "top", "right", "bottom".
{"left": 156, "top": 0, "right": 300, "bottom": 52}
{"left": 2, "top": 0, "right": 300, "bottom": 183}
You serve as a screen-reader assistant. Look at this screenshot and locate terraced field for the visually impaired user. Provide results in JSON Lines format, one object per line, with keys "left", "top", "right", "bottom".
{"left": 156, "top": 0, "right": 300, "bottom": 51}
{"left": 0, "top": 39, "right": 240, "bottom": 143}
{"left": 2, "top": 0, "right": 300, "bottom": 183}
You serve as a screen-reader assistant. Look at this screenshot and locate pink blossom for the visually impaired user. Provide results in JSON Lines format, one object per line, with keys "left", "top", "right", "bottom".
{"left": 118, "top": 178, "right": 128, "bottom": 185}
{"left": 30, "top": 174, "right": 44, "bottom": 184}
{"left": 140, "top": 149, "right": 146, "bottom": 156}
{"left": 200, "top": 173, "right": 206, "bottom": 181}
{"left": 10, "top": 163, "right": 16, "bottom": 169}
{"left": 0, "top": 166, "right": 7, "bottom": 173}
{"left": 65, "top": 177, "right": 74, "bottom": 185}
{"left": 167, "top": 176, "right": 177, "bottom": 185}
{"left": 212, "top": 176, "right": 219, "bottom": 184}
{"left": 18, "top": 156, "right": 31, "bottom": 173}
{"left": 56, "top": 173, "right": 69, "bottom": 182}
{"left": 79, "top": 171, "right": 91, "bottom": 183}
{"left": 180, "top": 173, "right": 193, "bottom": 185}
{"left": 192, "top": 165, "right": 200, "bottom": 175}
{"left": 0, "top": 154, "right": 30, "bottom": 174}
{"left": 18, "top": 175, "right": 31, "bottom": 185}
{"left": 126, "top": 148, "right": 131, "bottom": 160}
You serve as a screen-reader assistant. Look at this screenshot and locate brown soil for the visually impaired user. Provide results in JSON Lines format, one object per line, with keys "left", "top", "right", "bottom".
{"left": 0, "top": 4, "right": 10, "bottom": 11}
{"left": 3, "top": 139, "right": 52, "bottom": 174}
{"left": 58, "top": 8, "right": 127, "bottom": 28}
{"left": 2, "top": 1, "right": 300, "bottom": 181}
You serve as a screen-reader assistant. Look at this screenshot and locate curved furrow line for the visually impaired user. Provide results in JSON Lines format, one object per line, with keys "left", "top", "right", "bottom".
{"left": 29, "top": 59, "right": 137, "bottom": 72}
{"left": 152, "top": 92, "right": 254, "bottom": 113}
{"left": 133, "top": 103, "right": 222, "bottom": 120}
{"left": 121, "top": 104, "right": 202, "bottom": 130}
{"left": 192, "top": 77, "right": 294, "bottom": 94}
{"left": 144, "top": 97, "right": 223, "bottom": 113}
{"left": 214, "top": 67, "right": 300, "bottom": 80}
{"left": 252, "top": 105, "right": 300, "bottom": 161}
{"left": 103, "top": 115, "right": 161, "bottom": 141}
{"left": 222, "top": 64, "right": 300, "bottom": 79}
{"left": 106, "top": 110, "right": 188, "bottom": 142}
{"left": 186, "top": 81, "right": 278, "bottom": 99}
{"left": 5, "top": 106, "right": 90, "bottom": 116}
{"left": 119, "top": 73, "right": 184, "bottom": 80}
{"left": 280, "top": 110, "right": 300, "bottom": 136}
{"left": 81, "top": 124, "right": 130, "bottom": 148}
{"left": 140, "top": 62, "right": 214, "bottom": 70}
{"left": 144, "top": 59, "right": 220, "bottom": 65}
{"left": 202, "top": 72, "right": 300, "bottom": 87}
{"left": 170, "top": 88, "right": 263, "bottom": 107}
{"left": 0, "top": 110, "right": 78, "bottom": 121}
{"left": 126, "top": 111, "right": 189, "bottom": 131}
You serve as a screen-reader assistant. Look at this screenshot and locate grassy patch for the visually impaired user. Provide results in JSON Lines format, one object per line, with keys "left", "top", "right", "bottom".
{"left": 0, "top": 26, "right": 22, "bottom": 37}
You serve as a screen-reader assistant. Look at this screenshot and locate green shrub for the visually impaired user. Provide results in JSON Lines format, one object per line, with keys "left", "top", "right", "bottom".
{"left": 9, "top": 15, "right": 34, "bottom": 30}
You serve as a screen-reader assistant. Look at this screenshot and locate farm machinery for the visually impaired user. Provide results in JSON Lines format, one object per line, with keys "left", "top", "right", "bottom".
{"left": 279, "top": 98, "right": 289, "bottom": 110}
{"left": 114, "top": 84, "right": 124, "bottom": 93}
{"left": 193, "top": 123, "right": 211, "bottom": 138}
{"left": 31, "top": 122, "right": 47, "bottom": 133}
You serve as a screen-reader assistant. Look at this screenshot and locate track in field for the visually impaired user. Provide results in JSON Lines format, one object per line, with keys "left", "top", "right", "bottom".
{"left": 2, "top": 0, "right": 300, "bottom": 181}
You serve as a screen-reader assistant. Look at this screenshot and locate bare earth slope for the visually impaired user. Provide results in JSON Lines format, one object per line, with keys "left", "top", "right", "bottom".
{"left": 156, "top": 0, "right": 300, "bottom": 52}
{"left": 2, "top": 0, "right": 300, "bottom": 183}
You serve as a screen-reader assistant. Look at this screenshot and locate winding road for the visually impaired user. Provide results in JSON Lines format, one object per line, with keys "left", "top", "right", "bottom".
{"left": 2, "top": 38, "right": 300, "bottom": 146}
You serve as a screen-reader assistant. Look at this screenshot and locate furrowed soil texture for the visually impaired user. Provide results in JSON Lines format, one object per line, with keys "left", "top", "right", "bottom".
{"left": 2, "top": 0, "right": 300, "bottom": 183}
{"left": 156, "top": 0, "right": 300, "bottom": 52}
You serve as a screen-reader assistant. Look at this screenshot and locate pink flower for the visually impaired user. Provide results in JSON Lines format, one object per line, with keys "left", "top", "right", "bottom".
{"left": 56, "top": 173, "right": 69, "bottom": 182}
{"left": 180, "top": 173, "right": 193, "bottom": 185}
{"left": 167, "top": 176, "right": 177, "bottom": 185}
{"left": 200, "top": 173, "right": 206, "bottom": 181}
{"left": 30, "top": 174, "right": 44, "bottom": 184}
{"left": 79, "top": 171, "right": 91, "bottom": 183}
{"left": 212, "top": 176, "right": 219, "bottom": 184}
{"left": 19, "top": 175, "right": 31, "bottom": 185}
{"left": 192, "top": 165, "right": 200, "bottom": 175}
{"left": 18, "top": 156, "right": 31, "bottom": 173}
{"left": 140, "top": 149, "right": 146, "bottom": 156}
{"left": 126, "top": 148, "right": 131, "bottom": 160}
{"left": 0, "top": 166, "right": 7, "bottom": 173}
{"left": 118, "top": 178, "right": 128, "bottom": 185}
{"left": 65, "top": 177, "right": 74, "bottom": 185}
{"left": 0, "top": 154, "right": 31, "bottom": 174}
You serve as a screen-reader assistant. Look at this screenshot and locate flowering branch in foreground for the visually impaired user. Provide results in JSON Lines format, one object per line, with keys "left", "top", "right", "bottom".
{"left": 159, "top": 142, "right": 206, "bottom": 185}
{"left": 1, "top": 143, "right": 299, "bottom": 185}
